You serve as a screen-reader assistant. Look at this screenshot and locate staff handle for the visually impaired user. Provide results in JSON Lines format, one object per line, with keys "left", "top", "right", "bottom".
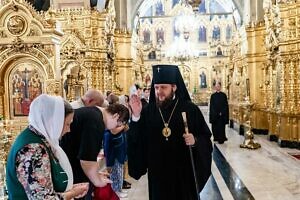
{"left": 182, "top": 112, "right": 189, "bottom": 135}
{"left": 181, "top": 112, "right": 201, "bottom": 200}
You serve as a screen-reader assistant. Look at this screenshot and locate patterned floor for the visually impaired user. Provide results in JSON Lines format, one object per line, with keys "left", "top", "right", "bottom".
{"left": 120, "top": 107, "right": 300, "bottom": 200}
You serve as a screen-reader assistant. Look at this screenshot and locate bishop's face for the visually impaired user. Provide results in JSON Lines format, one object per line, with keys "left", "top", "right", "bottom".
{"left": 154, "top": 84, "right": 177, "bottom": 107}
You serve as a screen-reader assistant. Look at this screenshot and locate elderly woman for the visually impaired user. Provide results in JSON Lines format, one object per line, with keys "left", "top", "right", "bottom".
{"left": 6, "top": 94, "right": 89, "bottom": 199}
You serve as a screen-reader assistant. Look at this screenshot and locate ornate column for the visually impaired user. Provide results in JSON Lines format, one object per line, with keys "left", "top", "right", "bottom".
{"left": 114, "top": 29, "right": 133, "bottom": 94}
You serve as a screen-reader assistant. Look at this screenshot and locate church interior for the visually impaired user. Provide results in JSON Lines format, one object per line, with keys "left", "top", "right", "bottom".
{"left": 0, "top": 0, "right": 300, "bottom": 199}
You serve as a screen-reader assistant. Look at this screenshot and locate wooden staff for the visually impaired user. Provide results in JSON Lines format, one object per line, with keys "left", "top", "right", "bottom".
{"left": 182, "top": 112, "right": 200, "bottom": 200}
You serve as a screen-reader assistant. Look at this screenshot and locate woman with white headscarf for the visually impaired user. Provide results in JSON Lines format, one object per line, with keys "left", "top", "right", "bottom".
{"left": 6, "top": 94, "right": 89, "bottom": 199}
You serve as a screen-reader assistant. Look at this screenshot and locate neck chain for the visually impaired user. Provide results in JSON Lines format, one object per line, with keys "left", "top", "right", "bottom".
{"left": 158, "top": 99, "right": 179, "bottom": 141}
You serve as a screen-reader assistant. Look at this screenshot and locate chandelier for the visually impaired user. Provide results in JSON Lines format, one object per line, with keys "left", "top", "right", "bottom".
{"left": 187, "top": 0, "right": 202, "bottom": 12}
{"left": 166, "top": 0, "right": 201, "bottom": 62}
{"left": 166, "top": 35, "right": 199, "bottom": 62}
{"left": 175, "top": 0, "right": 202, "bottom": 12}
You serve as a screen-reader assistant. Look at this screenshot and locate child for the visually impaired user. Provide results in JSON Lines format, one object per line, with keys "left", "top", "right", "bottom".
{"left": 103, "top": 124, "right": 129, "bottom": 198}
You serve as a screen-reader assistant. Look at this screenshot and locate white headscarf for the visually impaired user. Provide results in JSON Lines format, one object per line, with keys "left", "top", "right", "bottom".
{"left": 28, "top": 94, "right": 73, "bottom": 190}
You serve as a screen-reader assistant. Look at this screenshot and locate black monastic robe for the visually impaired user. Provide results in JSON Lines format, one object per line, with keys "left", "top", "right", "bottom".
{"left": 209, "top": 91, "right": 229, "bottom": 142}
{"left": 128, "top": 98, "right": 212, "bottom": 200}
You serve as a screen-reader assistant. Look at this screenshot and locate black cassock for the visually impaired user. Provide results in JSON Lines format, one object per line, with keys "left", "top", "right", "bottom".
{"left": 209, "top": 91, "right": 229, "bottom": 142}
{"left": 128, "top": 98, "right": 212, "bottom": 200}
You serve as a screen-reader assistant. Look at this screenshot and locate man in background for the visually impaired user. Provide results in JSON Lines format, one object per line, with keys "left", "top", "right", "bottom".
{"left": 209, "top": 81, "right": 229, "bottom": 144}
{"left": 71, "top": 89, "right": 104, "bottom": 109}
{"left": 141, "top": 86, "right": 150, "bottom": 107}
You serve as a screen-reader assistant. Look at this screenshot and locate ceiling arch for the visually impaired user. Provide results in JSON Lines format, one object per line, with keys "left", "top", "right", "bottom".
{"left": 130, "top": 0, "right": 244, "bottom": 30}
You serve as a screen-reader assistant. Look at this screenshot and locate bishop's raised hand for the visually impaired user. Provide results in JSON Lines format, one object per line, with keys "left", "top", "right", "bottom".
{"left": 129, "top": 94, "right": 142, "bottom": 118}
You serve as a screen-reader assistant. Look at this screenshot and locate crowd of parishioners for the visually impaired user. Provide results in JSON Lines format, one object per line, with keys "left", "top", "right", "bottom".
{"left": 7, "top": 65, "right": 216, "bottom": 200}
{"left": 6, "top": 84, "right": 150, "bottom": 200}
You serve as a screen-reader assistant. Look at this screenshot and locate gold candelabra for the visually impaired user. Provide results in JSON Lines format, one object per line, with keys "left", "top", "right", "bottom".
{"left": 240, "top": 97, "right": 261, "bottom": 149}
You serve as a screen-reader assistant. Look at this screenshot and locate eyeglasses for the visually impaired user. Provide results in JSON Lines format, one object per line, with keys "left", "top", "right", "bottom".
{"left": 117, "top": 121, "right": 127, "bottom": 127}
{"left": 115, "top": 121, "right": 129, "bottom": 131}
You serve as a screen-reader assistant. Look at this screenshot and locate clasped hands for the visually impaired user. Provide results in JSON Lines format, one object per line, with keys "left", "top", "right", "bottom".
{"left": 71, "top": 182, "right": 89, "bottom": 198}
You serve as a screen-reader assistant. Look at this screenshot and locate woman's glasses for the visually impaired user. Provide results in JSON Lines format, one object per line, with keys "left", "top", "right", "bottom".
{"left": 116, "top": 121, "right": 127, "bottom": 127}
{"left": 116, "top": 121, "right": 129, "bottom": 131}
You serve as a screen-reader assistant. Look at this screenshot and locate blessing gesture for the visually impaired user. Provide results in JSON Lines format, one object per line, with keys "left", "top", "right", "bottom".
{"left": 129, "top": 94, "right": 142, "bottom": 118}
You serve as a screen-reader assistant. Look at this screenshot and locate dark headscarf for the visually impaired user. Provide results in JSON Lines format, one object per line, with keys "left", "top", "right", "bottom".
{"left": 149, "top": 65, "right": 191, "bottom": 103}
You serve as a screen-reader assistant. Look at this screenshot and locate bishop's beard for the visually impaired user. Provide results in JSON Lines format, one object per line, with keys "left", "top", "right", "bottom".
{"left": 156, "top": 91, "right": 175, "bottom": 109}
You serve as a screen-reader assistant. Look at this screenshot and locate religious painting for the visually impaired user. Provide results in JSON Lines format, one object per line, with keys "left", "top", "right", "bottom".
{"left": 199, "top": 71, "right": 207, "bottom": 88}
{"left": 216, "top": 47, "right": 223, "bottom": 56}
{"left": 156, "top": 28, "right": 165, "bottom": 44}
{"left": 212, "top": 26, "right": 220, "bottom": 40}
{"left": 155, "top": 1, "right": 164, "bottom": 16}
{"left": 198, "top": 26, "right": 207, "bottom": 42}
{"left": 172, "top": 0, "right": 180, "bottom": 7}
{"left": 10, "top": 65, "right": 43, "bottom": 117}
{"left": 143, "top": 29, "right": 151, "bottom": 44}
{"left": 148, "top": 51, "right": 156, "bottom": 60}
{"left": 198, "top": 0, "right": 206, "bottom": 13}
{"left": 173, "top": 19, "right": 180, "bottom": 39}
{"left": 179, "top": 65, "right": 191, "bottom": 89}
{"left": 226, "top": 25, "right": 232, "bottom": 40}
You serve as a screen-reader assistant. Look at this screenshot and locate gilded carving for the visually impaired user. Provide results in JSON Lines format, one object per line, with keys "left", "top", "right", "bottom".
{"left": 45, "top": 64, "right": 54, "bottom": 79}
{"left": 27, "top": 28, "right": 40, "bottom": 36}
{"left": 72, "top": 29, "right": 85, "bottom": 44}
{"left": 0, "top": 31, "right": 8, "bottom": 38}
{"left": 0, "top": 47, "right": 54, "bottom": 79}
{"left": 0, "top": 45, "right": 7, "bottom": 53}
{"left": 0, "top": 85, "right": 4, "bottom": 95}
{"left": 11, "top": 37, "right": 25, "bottom": 50}
{"left": 46, "top": 81, "right": 62, "bottom": 96}
{"left": 38, "top": 45, "right": 54, "bottom": 57}
{"left": 259, "top": 0, "right": 300, "bottom": 145}
{"left": 7, "top": 15, "right": 27, "bottom": 36}
{"left": 63, "top": 61, "right": 87, "bottom": 101}
{"left": 0, "top": 0, "right": 128, "bottom": 119}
